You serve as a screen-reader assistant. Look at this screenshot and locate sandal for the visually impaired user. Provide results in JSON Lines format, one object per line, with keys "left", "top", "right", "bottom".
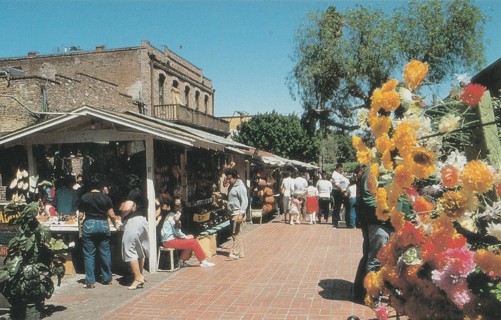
{"left": 127, "top": 279, "right": 145, "bottom": 290}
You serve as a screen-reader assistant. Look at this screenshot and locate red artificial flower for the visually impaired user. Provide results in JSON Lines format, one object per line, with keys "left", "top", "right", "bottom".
{"left": 496, "top": 184, "right": 501, "bottom": 197}
{"left": 459, "top": 83, "right": 486, "bottom": 108}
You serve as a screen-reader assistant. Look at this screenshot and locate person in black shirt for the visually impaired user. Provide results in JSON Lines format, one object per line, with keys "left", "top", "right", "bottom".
{"left": 78, "top": 175, "right": 121, "bottom": 289}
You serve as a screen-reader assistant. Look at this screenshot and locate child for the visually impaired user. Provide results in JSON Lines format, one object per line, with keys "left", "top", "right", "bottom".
{"left": 304, "top": 180, "right": 319, "bottom": 224}
{"left": 289, "top": 194, "right": 303, "bottom": 225}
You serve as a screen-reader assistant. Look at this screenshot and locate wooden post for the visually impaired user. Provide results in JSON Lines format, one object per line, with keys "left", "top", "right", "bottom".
{"left": 465, "top": 91, "right": 501, "bottom": 170}
{"left": 145, "top": 137, "right": 158, "bottom": 272}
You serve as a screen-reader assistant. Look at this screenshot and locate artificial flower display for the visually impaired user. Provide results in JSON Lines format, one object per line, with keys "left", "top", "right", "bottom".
{"left": 352, "top": 60, "right": 501, "bottom": 319}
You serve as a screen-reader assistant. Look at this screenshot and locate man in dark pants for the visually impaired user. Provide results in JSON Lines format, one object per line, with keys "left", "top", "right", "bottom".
{"left": 331, "top": 163, "right": 350, "bottom": 228}
{"left": 353, "top": 165, "right": 394, "bottom": 302}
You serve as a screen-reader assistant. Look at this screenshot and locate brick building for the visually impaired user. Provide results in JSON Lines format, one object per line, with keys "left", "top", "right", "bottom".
{"left": 0, "top": 40, "right": 228, "bottom": 135}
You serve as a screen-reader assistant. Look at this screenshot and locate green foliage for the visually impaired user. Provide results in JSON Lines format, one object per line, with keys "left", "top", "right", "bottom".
{"left": 0, "top": 202, "right": 65, "bottom": 317}
{"left": 289, "top": 0, "right": 487, "bottom": 130}
{"left": 233, "top": 111, "right": 320, "bottom": 163}
{"left": 318, "top": 131, "right": 357, "bottom": 172}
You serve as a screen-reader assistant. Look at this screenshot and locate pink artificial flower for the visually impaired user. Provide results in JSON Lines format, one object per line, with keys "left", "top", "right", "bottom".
{"left": 375, "top": 304, "right": 389, "bottom": 320}
{"left": 445, "top": 247, "right": 476, "bottom": 275}
{"left": 431, "top": 268, "right": 472, "bottom": 309}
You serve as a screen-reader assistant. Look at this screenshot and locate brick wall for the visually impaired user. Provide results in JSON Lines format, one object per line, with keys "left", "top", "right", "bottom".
{"left": 0, "top": 40, "right": 217, "bottom": 132}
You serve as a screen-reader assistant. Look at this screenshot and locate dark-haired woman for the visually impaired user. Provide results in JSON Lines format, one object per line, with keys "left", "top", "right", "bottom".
{"left": 78, "top": 177, "right": 121, "bottom": 288}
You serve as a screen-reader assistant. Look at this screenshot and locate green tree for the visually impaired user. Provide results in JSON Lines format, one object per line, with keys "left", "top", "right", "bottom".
{"left": 233, "top": 112, "right": 319, "bottom": 163}
{"left": 289, "top": 0, "right": 486, "bottom": 130}
{"left": 319, "top": 131, "right": 357, "bottom": 173}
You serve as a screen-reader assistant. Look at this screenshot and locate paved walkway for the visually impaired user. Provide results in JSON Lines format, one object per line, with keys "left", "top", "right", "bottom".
{"left": 39, "top": 216, "right": 374, "bottom": 320}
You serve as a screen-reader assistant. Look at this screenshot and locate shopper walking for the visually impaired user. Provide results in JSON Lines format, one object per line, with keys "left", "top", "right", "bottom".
{"left": 316, "top": 173, "right": 332, "bottom": 224}
{"left": 331, "top": 163, "right": 350, "bottom": 228}
{"left": 120, "top": 175, "right": 149, "bottom": 290}
{"left": 304, "top": 180, "right": 319, "bottom": 224}
{"left": 280, "top": 171, "right": 294, "bottom": 223}
{"left": 78, "top": 175, "right": 121, "bottom": 288}
{"left": 225, "top": 168, "right": 248, "bottom": 261}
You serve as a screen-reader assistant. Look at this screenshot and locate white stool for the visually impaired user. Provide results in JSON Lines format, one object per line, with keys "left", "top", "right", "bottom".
{"left": 157, "top": 247, "right": 180, "bottom": 272}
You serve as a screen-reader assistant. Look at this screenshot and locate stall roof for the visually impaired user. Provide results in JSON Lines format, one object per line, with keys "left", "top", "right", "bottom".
{"left": 125, "top": 111, "right": 249, "bottom": 151}
{"left": 0, "top": 106, "right": 209, "bottom": 148}
{"left": 225, "top": 146, "right": 319, "bottom": 170}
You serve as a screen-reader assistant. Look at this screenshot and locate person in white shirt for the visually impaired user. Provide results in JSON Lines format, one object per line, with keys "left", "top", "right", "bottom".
{"left": 331, "top": 163, "right": 350, "bottom": 228}
{"left": 315, "top": 172, "right": 333, "bottom": 224}
{"left": 280, "top": 172, "right": 295, "bottom": 224}
{"left": 293, "top": 171, "right": 308, "bottom": 221}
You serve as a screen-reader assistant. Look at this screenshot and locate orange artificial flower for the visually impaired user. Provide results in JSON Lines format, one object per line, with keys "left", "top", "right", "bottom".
{"left": 394, "top": 164, "right": 414, "bottom": 189}
{"left": 375, "top": 187, "right": 390, "bottom": 221}
{"left": 474, "top": 249, "right": 501, "bottom": 278}
{"left": 382, "top": 149, "right": 393, "bottom": 170}
{"left": 413, "top": 196, "right": 435, "bottom": 216}
{"left": 403, "top": 60, "right": 429, "bottom": 91}
{"left": 441, "top": 165, "right": 460, "bottom": 188}
{"left": 438, "top": 190, "right": 469, "bottom": 220}
{"left": 389, "top": 207, "right": 405, "bottom": 231}
{"left": 387, "top": 183, "right": 403, "bottom": 208}
{"left": 352, "top": 135, "right": 372, "bottom": 165}
{"left": 460, "top": 160, "right": 494, "bottom": 194}
{"left": 352, "top": 135, "right": 366, "bottom": 150}
{"left": 496, "top": 183, "right": 501, "bottom": 197}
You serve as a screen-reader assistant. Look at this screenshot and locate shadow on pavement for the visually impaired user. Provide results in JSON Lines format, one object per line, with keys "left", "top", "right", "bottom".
{"left": 318, "top": 279, "right": 354, "bottom": 301}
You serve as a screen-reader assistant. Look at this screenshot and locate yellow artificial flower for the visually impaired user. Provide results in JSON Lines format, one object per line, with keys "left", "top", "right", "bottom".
{"left": 382, "top": 149, "right": 393, "bottom": 170}
{"left": 387, "top": 182, "right": 403, "bottom": 209}
{"left": 407, "top": 147, "right": 436, "bottom": 179}
{"left": 364, "top": 271, "right": 384, "bottom": 296}
{"left": 394, "top": 164, "right": 414, "bottom": 189}
{"left": 370, "top": 116, "right": 392, "bottom": 138}
{"left": 375, "top": 187, "right": 390, "bottom": 221}
{"left": 438, "top": 190, "right": 469, "bottom": 220}
{"left": 352, "top": 135, "right": 366, "bottom": 150}
{"left": 403, "top": 60, "right": 428, "bottom": 91}
{"left": 392, "top": 121, "right": 417, "bottom": 156}
{"left": 368, "top": 163, "right": 380, "bottom": 195}
{"left": 460, "top": 160, "right": 494, "bottom": 194}
{"left": 375, "top": 133, "right": 393, "bottom": 154}
{"left": 370, "top": 79, "right": 401, "bottom": 112}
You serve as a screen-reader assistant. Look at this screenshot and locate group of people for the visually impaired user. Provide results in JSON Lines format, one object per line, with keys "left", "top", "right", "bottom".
{"left": 77, "top": 167, "right": 249, "bottom": 290}
{"left": 279, "top": 164, "right": 357, "bottom": 228}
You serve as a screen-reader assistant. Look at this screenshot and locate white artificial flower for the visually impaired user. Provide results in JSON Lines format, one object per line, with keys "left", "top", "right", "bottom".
{"left": 445, "top": 150, "right": 467, "bottom": 171}
{"left": 425, "top": 136, "right": 443, "bottom": 153}
{"left": 357, "top": 109, "right": 369, "bottom": 129}
{"left": 399, "top": 87, "right": 418, "bottom": 106}
{"left": 422, "top": 184, "right": 442, "bottom": 196}
{"left": 454, "top": 73, "right": 471, "bottom": 86}
{"left": 458, "top": 214, "right": 478, "bottom": 234}
{"left": 486, "top": 222, "right": 501, "bottom": 241}
{"left": 478, "top": 201, "right": 501, "bottom": 221}
{"left": 438, "top": 114, "right": 461, "bottom": 133}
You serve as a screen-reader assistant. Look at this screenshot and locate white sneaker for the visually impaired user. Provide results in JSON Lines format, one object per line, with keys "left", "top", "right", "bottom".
{"left": 200, "top": 260, "right": 215, "bottom": 268}
{"left": 290, "top": 221, "right": 294, "bottom": 225}
{"left": 296, "top": 221, "right": 300, "bottom": 224}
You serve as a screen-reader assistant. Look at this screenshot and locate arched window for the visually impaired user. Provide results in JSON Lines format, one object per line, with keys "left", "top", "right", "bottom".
{"left": 158, "top": 74, "right": 165, "bottom": 105}
{"left": 184, "top": 86, "right": 190, "bottom": 108}
{"left": 204, "top": 95, "right": 209, "bottom": 113}
{"left": 195, "top": 91, "right": 200, "bottom": 111}
{"left": 172, "top": 80, "right": 181, "bottom": 104}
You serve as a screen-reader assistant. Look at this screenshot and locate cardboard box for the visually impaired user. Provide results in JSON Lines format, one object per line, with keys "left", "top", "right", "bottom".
{"left": 197, "top": 235, "right": 216, "bottom": 257}
{"left": 61, "top": 253, "right": 76, "bottom": 275}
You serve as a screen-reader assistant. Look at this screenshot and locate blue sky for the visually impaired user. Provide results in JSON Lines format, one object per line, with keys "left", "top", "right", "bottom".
{"left": 1, "top": 0, "right": 500, "bottom": 117}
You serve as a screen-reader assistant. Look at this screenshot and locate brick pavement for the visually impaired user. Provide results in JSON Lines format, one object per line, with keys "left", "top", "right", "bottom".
{"left": 39, "top": 216, "right": 374, "bottom": 320}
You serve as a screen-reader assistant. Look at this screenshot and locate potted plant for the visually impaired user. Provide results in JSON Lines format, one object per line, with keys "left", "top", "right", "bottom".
{"left": 0, "top": 201, "right": 65, "bottom": 319}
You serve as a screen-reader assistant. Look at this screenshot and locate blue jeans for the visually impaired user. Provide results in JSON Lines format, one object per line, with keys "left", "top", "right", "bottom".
{"left": 366, "top": 224, "right": 393, "bottom": 273}
{"left": 347, "top": 198, "right": 357, "bottom": 228}
{"left": 82, "top": 219, "right": 112, "bottom": 284}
